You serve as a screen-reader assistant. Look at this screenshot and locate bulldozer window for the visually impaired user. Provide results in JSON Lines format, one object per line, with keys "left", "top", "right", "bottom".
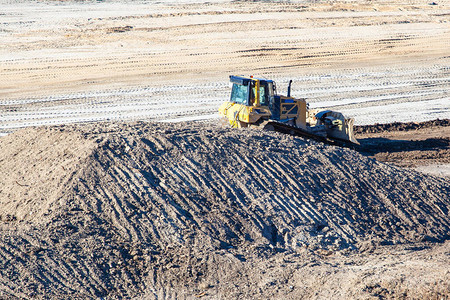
{"left": 230, "top": 83, "right": 249, "bottom": 105}
{"left": 259, "top": 86, "right": 267, "bottom": 106}
{"left": 249, "top": 86, "right": 267, "bottom": 106}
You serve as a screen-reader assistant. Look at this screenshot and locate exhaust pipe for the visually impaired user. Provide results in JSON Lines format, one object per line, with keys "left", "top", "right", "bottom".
{"left": 287, "top": 80, "right": 293, "bottom": 97}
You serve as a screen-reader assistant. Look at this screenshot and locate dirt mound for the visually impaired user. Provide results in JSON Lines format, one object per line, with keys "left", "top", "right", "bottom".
{"left": 0, "top": 121, "right": 449, "bottom": 298}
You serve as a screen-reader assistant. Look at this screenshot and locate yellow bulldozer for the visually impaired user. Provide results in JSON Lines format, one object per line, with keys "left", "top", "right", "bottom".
{"left": 219, "top": 75, "right": 359, "bottom": 145}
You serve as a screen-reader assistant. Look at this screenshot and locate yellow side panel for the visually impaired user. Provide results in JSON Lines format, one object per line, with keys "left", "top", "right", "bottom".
{"left": 296, "top": 99, "right": 307, "bottom": 129}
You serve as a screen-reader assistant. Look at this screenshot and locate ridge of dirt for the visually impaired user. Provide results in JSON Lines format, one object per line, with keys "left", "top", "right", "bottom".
{"left": 0, "top": 121, "right": 449, "bottom": 299}
{"left": 355, "top": 119, "right": 449, "bottom": 134}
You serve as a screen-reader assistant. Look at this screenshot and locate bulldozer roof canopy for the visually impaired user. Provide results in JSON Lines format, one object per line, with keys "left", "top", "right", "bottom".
{"left": 229, "top": 75, "right": 274, "bottom": 86}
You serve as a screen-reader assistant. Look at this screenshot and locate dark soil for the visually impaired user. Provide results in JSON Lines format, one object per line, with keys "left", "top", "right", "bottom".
{"left": 354, "top": 119, "right": 449, "bottom": 134}
{"left": 355, "top": 119, "right": 450, "bottom": 169}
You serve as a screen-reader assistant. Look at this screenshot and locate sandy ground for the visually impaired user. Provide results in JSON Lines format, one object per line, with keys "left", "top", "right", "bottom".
{"left": 1, "top": 0, "right": 449, "bottom": 135}
{"left": 0, "top": 0, "right": 449, "bottom": 299}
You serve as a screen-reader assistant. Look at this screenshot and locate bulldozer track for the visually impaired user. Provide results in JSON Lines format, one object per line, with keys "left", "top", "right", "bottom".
{"left": 264, "top": 121, "right": 360, "bottom": 149}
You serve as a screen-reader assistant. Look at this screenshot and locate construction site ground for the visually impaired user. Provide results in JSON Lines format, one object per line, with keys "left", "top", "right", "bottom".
{"left": 0, "top": 121, "right": 449, "bottom": 299}
{"left": 0, "top": 0, "right": 449, "bottom": 299}
{"left": 355, "top": 119, "right": 450, "bottom": 177}
{"left": 1, "top": 0, "right": 449, "bottom": 133}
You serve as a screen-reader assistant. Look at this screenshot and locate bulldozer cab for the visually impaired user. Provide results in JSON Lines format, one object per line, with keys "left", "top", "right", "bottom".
{"left": 229, "top": 76, "right": 274, "bottom": 107}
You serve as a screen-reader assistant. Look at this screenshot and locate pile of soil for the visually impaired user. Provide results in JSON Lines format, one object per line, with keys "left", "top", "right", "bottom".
{"left": 354, "top": 119, "right": 449, "bottom": 134}
{"left": 0, "top": 121, "right": 448, "bottom": 299}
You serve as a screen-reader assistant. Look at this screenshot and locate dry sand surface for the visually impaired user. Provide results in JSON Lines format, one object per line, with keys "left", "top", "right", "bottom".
{"left": 1, "top": 0, "right": 450, "bottom": 299}
{"left": 1, "top": 0, "right": 449, "bottom": 133}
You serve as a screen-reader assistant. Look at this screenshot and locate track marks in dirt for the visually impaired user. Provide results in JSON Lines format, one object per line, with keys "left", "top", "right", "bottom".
{"left": 0, "top": 121, "right": 449, "bottom": 298}
{"left": 1, "top": 1, "right": 449, "bottom": 133}
{"left": 1, "top": 63, "right": 448, "bottom": 135}
{"left": 53, "top": 124, "right": 450, "bottom": 249}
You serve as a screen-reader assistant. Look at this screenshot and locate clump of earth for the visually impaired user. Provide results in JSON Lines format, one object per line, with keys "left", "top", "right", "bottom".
{"left": 0, "top": 121, "right": 448, "bottom": 299}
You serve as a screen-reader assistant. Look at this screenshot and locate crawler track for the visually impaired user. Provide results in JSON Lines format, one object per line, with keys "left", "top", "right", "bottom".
{"left": 264, "top": 121, "right": 359, "bottom": 149}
